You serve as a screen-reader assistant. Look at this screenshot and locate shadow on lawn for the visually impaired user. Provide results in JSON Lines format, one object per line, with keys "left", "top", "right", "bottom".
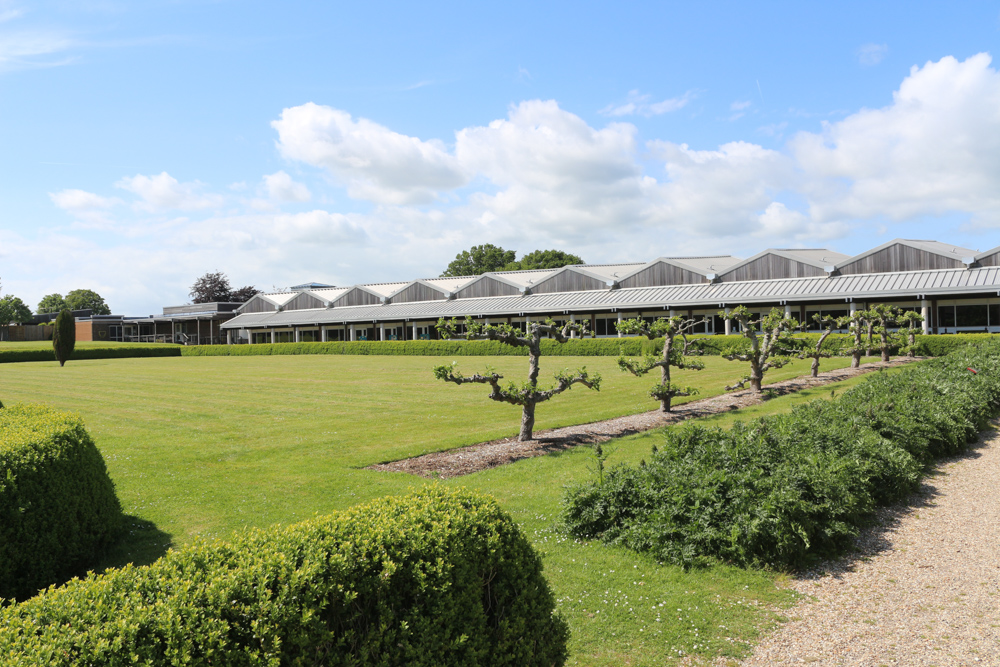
{"left": 98, "top": 514, "right": 174, "bottom": 572}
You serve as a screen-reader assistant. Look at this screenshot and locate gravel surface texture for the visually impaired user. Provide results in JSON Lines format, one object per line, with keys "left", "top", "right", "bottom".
{"left": 739, "top": 424, "right": 1000, "bottom": 666}
{"left": 370, "top": 358, "right": 918, "bottom": 478}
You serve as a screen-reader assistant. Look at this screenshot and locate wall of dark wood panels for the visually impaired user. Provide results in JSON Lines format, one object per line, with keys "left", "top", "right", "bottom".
{"left": 619, "top": 261, "right": 707, "bottom": 288}
{"left": 719, "top": 254, "right": 826, "bottom": 282}
{"left": 387, "top": 282, "right": 448, "bottom": 304}
{"left": 454, "top": 276, "right": 522, "bottom": 299}
{"left": 837, "top": 245, "right": 963, "bottom": 275}
{"left": 530, "top": 269, "right": 607, "bottom": 294}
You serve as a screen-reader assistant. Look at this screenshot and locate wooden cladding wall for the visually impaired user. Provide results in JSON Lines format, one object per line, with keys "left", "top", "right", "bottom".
{"left": 241, "top": 296, "right": 278, "bottom": 314}
{"left": 619, "top": 262, "right": 706, "bottom": 288}
{"left": 530, "top": 269, "right": 607, "bottom": 294}
{"left": 454, "top": 277, "right": 521, "bottom": 299}
{"left": 976, "top": 251, "right": 1000, "bottom": 267}
{"left": 838, "top": 245, "right": 963, "bottom": 275}
{"left": 285, "top": 292, "right": 326, "bottom": 311}
{"left": 388, "top": 282, "right": 448, "bottom": 304}
{"left": 331, "top": 288, "right": 383, "bottom": 308}
{"left": 719, "top": 255, "right": 826, "bottom": 282}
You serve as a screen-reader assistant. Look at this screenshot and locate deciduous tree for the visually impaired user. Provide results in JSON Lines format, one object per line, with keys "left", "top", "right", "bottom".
{"left": 0, "top": 295, "right": 32, "bottom": 324}
{"left": 37, "top": 293, "right": 68, "bottom": 315}
{"left": 503, "top": 249, "right": 585, "bottom": 271}
{"left": 615, "top": 315, "right": 705, "bottom": 412}
{"left": 897, "top": 310, "right": 924, "bottom": 357}
{"left": 868, "top": 303, "right": 902, "bottom": 362}
{"left": 441, "top": 244, "right": 517, "bottom": 277}
{"left": 189, "top": 272, "right": 258, "bottom": 303}
{"left": 721, "top": 306, "right": 798, "bottom": 392}
{"left": 65, "top": 289, "right": 111, "bottom": 315}
{"left": 791, "top": 314, "right": 840, "bottom": 378}
{"left": 434, "top": 317, "right": 601, "bottom": 441}
{"left": 52, "top": 309, "right": 75, "bottom": 367}
{"left": 836, "top": 310, "right": 868, "bottom": 369}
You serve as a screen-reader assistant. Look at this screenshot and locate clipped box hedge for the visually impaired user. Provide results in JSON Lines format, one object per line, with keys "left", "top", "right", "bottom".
{"left": 0, "top": 487, "right": 569, "bottom": 667}
{"left": 182, "top": 336, "right": 662, "bottom": 358}
{"left": 563, "top": 343, "right": 1000, "bottom": 570}
{"left": 0, "top": 404, "right": 123, "bottom": 600}
{"left": 0, "top": 345, "right": 181, "bottom": 364}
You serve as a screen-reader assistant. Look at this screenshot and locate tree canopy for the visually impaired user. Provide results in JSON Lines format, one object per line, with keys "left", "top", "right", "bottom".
{"left": 441, "top": 244, "right": 517, "bottom": 277}
{"left": 502, "top": 249, "right": 585, "bottom": 271}
{"left": 441, "top": 245, "right": 584, "bottom": 277}
{"left": 37, "top": 294, "right": 69, "bottom": 315}
{"left": 65, "top": 289, "right": 111, "bottom": 315}
{"left": 190, "top": 272, "right": 259, "bottom": 304}
{"left": 0, "top": 295, "right": 32, "bottom": 324}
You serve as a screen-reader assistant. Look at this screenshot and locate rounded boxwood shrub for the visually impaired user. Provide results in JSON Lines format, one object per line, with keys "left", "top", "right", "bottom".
{"left": 0, "top": 403, "right": 123, "bottom": 600}
{"left": 0, "top": 487, "right": 568, "bottom": 667}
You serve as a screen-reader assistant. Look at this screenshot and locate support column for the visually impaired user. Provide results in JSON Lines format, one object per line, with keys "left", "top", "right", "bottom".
{"left": 412, "top": 321, "right": 418, "bottom": 340}
{"left": 617, "top": 311, "right": 623, "bottom": 338}
{"left": 197, "top": 318, "right": 201, "bottom": 345}
{"left": 784, "top": 304, "right": 792, "bottom": 319}
{"left": 270, "top": 329, "right": 275, "bottom": 344}
{"left": 849, "top": 302, "right": 858, "bottom": 315}
{"left": 226, "top": 329, "right": 232, "bottom": 345}
{"left": 248, "top": 329, "right": 253, "bottom": 345}
{"left": 724, "top": 307, "right": 732, "bottom": 336}
{"left": 294, "top": 327, "right": 300, "bottom": 343}
{"left": 921, "top": 300, "right": 930, "bottom": 335}
{"left": 570, "top": 314, "right": 577, "bottom": 338}
{"left": 350, "top": 324, "right": 356, "bottom": 341}
{"left": 379, "top": 323, "right": 385, "bottom": 341}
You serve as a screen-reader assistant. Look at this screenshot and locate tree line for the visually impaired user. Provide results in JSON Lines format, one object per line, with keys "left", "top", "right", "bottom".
{"left": 434, "top": 303, "right": 925, "bottom": 441}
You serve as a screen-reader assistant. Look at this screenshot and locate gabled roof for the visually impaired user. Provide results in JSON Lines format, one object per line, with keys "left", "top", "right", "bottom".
{"left": 457, "top": 272, "right": 529, "bottom": 293}
{"left": 385, "top": 279, "right": 455, "bottom": 301}
{"left": 529, "top": 264, "right": 618, "bottom": 288}
{"left": 567, "top": 263, "right": 645, "bottom": 281}
{"left": 836, "top": 239, "right": 977, "bottom": 269}
{"left": 353, "top": 281, "right": 410, "bottom": 298}
{"left": 719, "top": 248, "right": 848, "bottom": 278}
{"left": 419, "top": 276, "right": 478, "bottom": 293}
{"left": 487, "top": 269, "right": 558, "bottom": 288}
{"left": 616, "top": 256, "right": 741, "bottom": 283}
{"left": 306, "top": 287, "right": 350, "bottom": 303}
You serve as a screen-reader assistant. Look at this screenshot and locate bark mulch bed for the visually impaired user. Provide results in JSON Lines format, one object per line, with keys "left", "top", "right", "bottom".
{"left": 368, "top": 358, "right": 920, "bottom": 479}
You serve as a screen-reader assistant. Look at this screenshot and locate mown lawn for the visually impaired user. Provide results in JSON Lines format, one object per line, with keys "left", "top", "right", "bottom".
{"left": 0, "top": 352, "right": 883, "bottom": 665}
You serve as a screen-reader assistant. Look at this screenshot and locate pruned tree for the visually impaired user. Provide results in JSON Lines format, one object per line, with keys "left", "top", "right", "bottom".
{"left": 790, "top": 314, "right": 839, "bottom": 378}
{"left": 37, "top": 293, "right": 69, "bottom": 315}
{"left": 721, "top": 306, "right": 798, "bottom": 392}
{"left": 836, "top": 310, "right": 868, "bottom": 369}
{"left": 897, "top": 310, "right": 924, "bottom": 357}
{"left": 868, "top": 303, "right": 902, "bottom": 362}
{"left": 615, "top": 315, "right": 705, "bottom": 412}
{"left": 65, "top": 289, "right": 111, "bottom": 315}
{"left": 52, "top": 309, "right": 76, "bottom": 367}
{"left": 441, "top": 244, "right": 517, "bottom": 277}
{"left": 433, "top": 317, "right": 601, "bottom": 441}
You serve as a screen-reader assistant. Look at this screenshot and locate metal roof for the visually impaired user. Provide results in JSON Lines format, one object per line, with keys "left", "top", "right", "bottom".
{"left": 836, "top": 239, "right": 978, "bottom": 268}
{"left": 222, "top": 266, "right": 1000, "bottom": 329}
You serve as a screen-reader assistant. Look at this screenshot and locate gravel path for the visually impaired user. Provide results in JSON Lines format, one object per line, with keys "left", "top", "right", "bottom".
{"left": 739, "top": 425, "right": 1000, "bottom": 666}
{"left": 370, "top": 358, "right": 917, "bottom": 478}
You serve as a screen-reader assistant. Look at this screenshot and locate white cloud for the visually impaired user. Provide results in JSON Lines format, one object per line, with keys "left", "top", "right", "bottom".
{"left": 116, "top": 172, "right": 223, "bottom": 211}
{"left": 50, "top": 188, "right": 119, "bottom": 211}
{"left": 857, "top": 43, "right": 888, "bottom": 66}
{"left": 272, "top": 102, "right": 467, "bottom": 205}
{"left": 262, "top": 170, "right": 311, "bottom": 202}
{"left": 600, "top": 89, "right": 695, "bottom": 117}
{"left": 792, "top": 53, "right": 1000, "bottom": 226}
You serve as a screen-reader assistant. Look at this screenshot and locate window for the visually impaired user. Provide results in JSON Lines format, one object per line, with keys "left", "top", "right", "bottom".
{"left": 938, "top": 306, "right": 956, "bottom": 327}
{"left": 299, "top": 329, "right": 319, "bottom": 342}
{"left": 956, "top": 304, "right": 988, "bottom": 327}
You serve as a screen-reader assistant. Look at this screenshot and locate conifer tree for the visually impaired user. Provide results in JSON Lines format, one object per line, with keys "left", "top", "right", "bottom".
{"left": 52, "top": 309, "right": 76, "bottom": 367}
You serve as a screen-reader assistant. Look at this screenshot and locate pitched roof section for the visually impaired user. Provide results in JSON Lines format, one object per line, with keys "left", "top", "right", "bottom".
{"left": 718, "top": 249, "right": 847, "bottom": 282}
{"left": 616, "top": 256, "right": 742, "bottom": 288}
{"left": 222, "top": 265, "right": 1000, "bottom": 330}
{"left": 836, "top": 239, "right": 978, "bottom": 275}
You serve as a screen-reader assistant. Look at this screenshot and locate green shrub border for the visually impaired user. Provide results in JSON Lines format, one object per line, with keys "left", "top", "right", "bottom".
{"left": 562, "top": 342, "right": 1000, "bottom": 570}
{"left": 0, "top": 346, "right": 181, "bottom": 364}
{"left": 0, "top": 487, "right": 568, "bottom": 667}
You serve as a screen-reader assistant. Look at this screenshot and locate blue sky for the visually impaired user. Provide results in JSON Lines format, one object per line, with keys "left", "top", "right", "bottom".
{"left": 2, "top": 1, "right": 1000, "bottom": 313}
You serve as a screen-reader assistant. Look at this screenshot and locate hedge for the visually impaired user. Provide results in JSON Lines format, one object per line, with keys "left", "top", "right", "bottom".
{"left": 0, "top": 404, "right": 123, "bottom": 600}
{"left": 562, "top": 343, "right": 1000, "bottom": 570}
{"left": 181, "top": 337, "right": 663, "bottom": 358}
{"left": 0, "top": 346, "right": 181, "bottom": 364}
{"left": 0, "top": 487, "right": 569, "bottom": 667}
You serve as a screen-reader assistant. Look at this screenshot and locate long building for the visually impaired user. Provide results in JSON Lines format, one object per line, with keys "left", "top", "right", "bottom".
{"left": 220, "top": 239, "right": 1000, "bottom": 343}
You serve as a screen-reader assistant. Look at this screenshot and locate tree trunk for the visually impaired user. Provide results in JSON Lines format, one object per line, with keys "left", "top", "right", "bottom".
{"left": 519, "top": 401, "right": 536, "bottom": 441}
{"left": 851, "top": 351, "right": 862, "bottom": 368}
{"left": 749, "top": 363, "right": 763, "bottom": 392}
{"left": 880, "top": 332, "right": 890, "bottom": 362}
{"left": 908, "top": 332, "right": 916, "bottom": 357}
{"left": 811, "top": 356, "right": 820, "bottom": 377}
{"left": 660, "top": 338, "right": 672, "bottom": 412}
